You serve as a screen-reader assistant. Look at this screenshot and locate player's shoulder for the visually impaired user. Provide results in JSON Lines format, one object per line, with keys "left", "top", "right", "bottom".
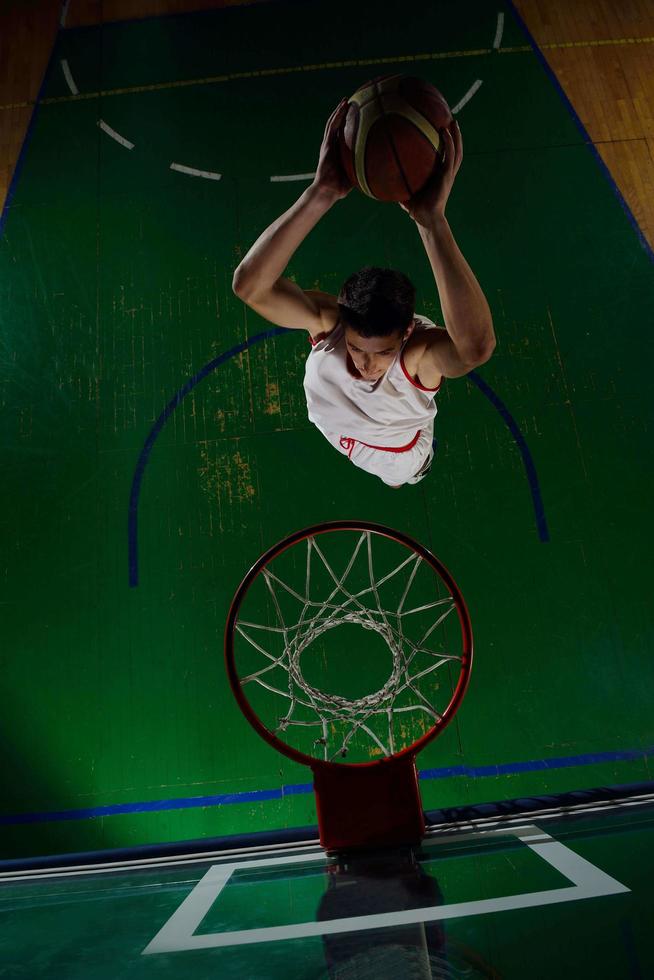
{"left": 413, "top": 313, "right": 438, "bottom": 332}
{"left": 404, "top": 314, "right": 438, "bottom": 358}
{"left": 404, "top": 315, "right": 443, "bottom": 389}
{"left": 304, "top": 290, "right": 340, "bottom": 340}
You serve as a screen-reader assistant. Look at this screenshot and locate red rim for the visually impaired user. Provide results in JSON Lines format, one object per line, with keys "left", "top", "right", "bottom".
{"left": 224, "top": 521, "right": 473, "bottom": 772}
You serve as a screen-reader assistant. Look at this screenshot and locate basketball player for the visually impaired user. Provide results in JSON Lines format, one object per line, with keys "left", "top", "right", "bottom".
{"left": 233, "top": 99, "right": 495, "bottom": 487}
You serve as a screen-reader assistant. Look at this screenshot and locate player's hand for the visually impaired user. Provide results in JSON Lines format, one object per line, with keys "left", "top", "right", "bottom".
{"left": 399, "top": 120, "right": 462, "bottom": 226}
{"left": 311, "top": 98, "right": 353, "bottom": 201}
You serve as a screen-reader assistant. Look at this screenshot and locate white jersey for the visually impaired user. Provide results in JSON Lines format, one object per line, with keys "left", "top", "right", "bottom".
{"left": 303, "top": 315, "right": 441, "bottom": 486}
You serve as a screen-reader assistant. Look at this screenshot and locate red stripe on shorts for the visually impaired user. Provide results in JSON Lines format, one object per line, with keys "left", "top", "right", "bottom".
{"left": 339, "top": 430, "right": 422, "bottom": 459}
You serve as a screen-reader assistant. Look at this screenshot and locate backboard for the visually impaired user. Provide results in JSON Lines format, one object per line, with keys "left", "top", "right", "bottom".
{"left": 1, "top": 794, "right": 652, "bottom": 978}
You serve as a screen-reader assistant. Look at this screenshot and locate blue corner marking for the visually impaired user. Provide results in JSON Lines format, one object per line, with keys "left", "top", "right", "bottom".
{"left": 128, "top": 327, "right": 287, "bottom": 587}
{"left": 506, "top": 0, "right": 654, "bottom": 264}
{"left": 469, "top": 370, "right": 549, "bottom": 542}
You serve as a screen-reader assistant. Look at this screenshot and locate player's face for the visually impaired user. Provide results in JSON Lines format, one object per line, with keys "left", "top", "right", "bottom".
{"left": 344, "top": 323, "right": 414, "bottom": 382}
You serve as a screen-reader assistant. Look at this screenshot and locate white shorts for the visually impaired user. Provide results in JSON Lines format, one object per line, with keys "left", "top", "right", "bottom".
{"left": 317, "top": 422, "right": 435, "bottom": 487}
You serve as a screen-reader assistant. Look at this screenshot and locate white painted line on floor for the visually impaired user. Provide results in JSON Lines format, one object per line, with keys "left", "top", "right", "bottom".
{"left": 60, "top": 0, "right": 71, "bottom": 28}
{"left": 0, "top": 841, "right": 322, "bottom": 884}
{"left": 170, "top": 163, "right": 222, "bottom": 181}
{"left": 494, "top": 12, "right": 505, "bottom": 50}
{"left": 98, "top": 120, "right": 135, "bottom": 150}
{"left": 60, "top": 60, "right": 78, "bottom": 95}
{"left": 270, "top": 172, "right": 316, "bottom": 183}
{"left": 142, "top": 823, "right": 630, "bottom": 954}
{"left": 451, "top": 80, "right": 483, "bottom": 115}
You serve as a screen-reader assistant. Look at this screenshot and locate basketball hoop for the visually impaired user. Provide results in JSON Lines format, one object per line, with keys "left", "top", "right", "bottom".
{"left": 225, "top": 521, "right": 473, "bottom": 851}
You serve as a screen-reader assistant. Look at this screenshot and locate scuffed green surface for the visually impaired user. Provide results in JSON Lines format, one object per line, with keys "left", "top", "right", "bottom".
{"left": 0, "top": 0, "right": 652, "bottom": 861}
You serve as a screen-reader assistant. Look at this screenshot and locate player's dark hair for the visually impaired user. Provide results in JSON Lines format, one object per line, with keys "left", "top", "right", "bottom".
{"left": 337, "top": 267, "right": 416, "bottom": 338}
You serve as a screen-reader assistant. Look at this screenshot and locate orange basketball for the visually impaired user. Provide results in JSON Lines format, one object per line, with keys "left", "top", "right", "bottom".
{"left": 338, "top": 75, "right": 453, "bottom": 202}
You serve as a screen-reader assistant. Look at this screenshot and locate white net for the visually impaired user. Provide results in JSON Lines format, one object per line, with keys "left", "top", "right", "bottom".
{"left": 233, "top": 528, "right": 467, "bottom": 764}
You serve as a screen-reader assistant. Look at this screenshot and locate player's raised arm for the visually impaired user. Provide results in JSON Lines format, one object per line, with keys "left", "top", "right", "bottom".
{"left": 232, "top": 99, "right": 352, "bottom": 334}
{"left": 400, "top": 122, "right": 495, "bottom": 378}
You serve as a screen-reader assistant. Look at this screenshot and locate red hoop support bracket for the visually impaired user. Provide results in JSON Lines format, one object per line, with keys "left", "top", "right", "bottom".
{"left": 312, "top": 753, "right": 425, "bottom": 852}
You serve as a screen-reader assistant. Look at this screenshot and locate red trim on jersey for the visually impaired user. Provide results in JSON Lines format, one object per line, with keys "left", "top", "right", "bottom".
{"left": 308, "top": 328, "right": 335, "bottom": 347}
{"left": 400, "top": 351, "right": 441, "bottom": 392}
{"left": 339, "top": 430, "right": 422, "bottom": 460}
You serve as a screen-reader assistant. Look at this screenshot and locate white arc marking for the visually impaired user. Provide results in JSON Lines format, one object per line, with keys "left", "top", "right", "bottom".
{"left": 270, "top": 172, "right": 316, "bottom": 182}
{"left": 170, "top": 162, "right": 222, "bottom": 180}
{"left": 61, "top": 59, "right": 78, "bottom": 95}
{"left": 97, "top": 120, "right": 135, "bottom": 150}
{"left": 451, "top": 80, "right": 483, "bottom": 115}
{"left": 494, "top": 12, "right": 505, "bottom": 50}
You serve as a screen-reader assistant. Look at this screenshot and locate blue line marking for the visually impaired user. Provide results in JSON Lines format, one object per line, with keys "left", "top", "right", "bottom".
{"left": 2, "top": 748, "right": 650, "bottom": 827}
{"left": 506, "top": 0, "right": 654, "bottom": 265}
{"left": 469, "top": 370, "right": 549, "bottom": 541}
{"left": 0, "top": 784, "right": 313, "bottom": 826}
{"left": 420, "top": 745, "right": 653, "bottom": 779}
{"left": 128, "top": 327, "right": 286, "bottom": 587}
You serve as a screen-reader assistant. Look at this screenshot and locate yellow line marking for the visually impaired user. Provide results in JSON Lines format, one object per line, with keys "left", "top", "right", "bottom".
{"left": 0, "top": 49, "right": 497, "bottom": 110}
{"left": 542, "top": 35, "right": 654, "bottom": 50}
{"left": 497, "top": 45, "right": 532, "bottom": 54}
{"left": 1, "top": 36, "right": 652, "bottom": 112}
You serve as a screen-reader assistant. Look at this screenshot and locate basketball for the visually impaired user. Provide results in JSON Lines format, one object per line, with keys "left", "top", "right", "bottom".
{"left": 338, "top": 75, "right": 453, "bottom": 202}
